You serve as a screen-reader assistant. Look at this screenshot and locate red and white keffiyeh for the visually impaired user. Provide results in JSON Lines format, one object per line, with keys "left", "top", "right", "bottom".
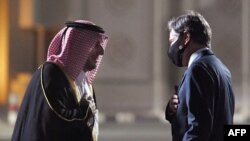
{"left": 46, "top": 20, "right": 108, "bottom": 84}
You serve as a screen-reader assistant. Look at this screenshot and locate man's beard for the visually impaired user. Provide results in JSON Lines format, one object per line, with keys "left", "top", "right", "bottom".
{"left": 83, "top": 60, "right": 97, "bottom": 72}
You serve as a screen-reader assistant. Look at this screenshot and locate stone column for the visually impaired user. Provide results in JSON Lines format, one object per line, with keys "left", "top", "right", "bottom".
{"left": 152, "top": 0, "right": 168, "bottom": 120}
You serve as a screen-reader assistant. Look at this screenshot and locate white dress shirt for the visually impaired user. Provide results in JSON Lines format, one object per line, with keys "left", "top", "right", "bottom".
{"left": 188, "top": 47, "right": 209, "bottom": 68}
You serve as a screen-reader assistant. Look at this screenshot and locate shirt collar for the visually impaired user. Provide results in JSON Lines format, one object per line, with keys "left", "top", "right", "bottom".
{"left": 75, "top": 71, "right": 86, "bottom": 84}
{"left": 188, "top": 47, "right": 209, "bottom": 68}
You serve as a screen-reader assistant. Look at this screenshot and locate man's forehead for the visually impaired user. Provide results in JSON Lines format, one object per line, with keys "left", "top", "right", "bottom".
{"left": 169, "top": 29, "right": 179, "bottom": 40}
{"left": 170, "top": 29, "right": 179, "bottom": 36}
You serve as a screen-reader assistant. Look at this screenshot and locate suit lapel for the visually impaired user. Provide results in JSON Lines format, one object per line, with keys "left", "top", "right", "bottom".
{"left": 177, "top": 70, "right": 187, "bottom": 94}
{"left": 177, "top": 49, "right": 213, "bottom": 94}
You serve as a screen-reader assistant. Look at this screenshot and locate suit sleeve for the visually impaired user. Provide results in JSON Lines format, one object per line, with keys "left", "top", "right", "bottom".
{"left": 165, "top": 102, "right": 175, "bottom": 123}
{"left": 183, "top": 64, "right": 216, "bottom": 141}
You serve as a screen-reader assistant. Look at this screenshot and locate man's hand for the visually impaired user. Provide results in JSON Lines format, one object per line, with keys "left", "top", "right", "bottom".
{"left": 168, "top": 94, "right": 179, "bottom": 113}
{"left": 165, "top": 85, "right": 179, "bottom": 121}
{"left": 86, "top": 96, "right": 97, "bottom": 113}
{"left": 167, "top": 85, "right": 179, "bottom": 114}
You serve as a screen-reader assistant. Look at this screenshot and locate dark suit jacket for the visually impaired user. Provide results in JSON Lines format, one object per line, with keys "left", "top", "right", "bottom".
{"left": 165, "top": 49, "right": 235, "bottom": 141}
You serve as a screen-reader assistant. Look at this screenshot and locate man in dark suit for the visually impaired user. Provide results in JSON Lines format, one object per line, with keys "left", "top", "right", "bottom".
{"left": 165, "top": 11, "right": 235, "bottom": 141}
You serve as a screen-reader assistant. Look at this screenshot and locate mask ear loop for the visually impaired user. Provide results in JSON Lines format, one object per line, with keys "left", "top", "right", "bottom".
{"left": 176, "top": 32, "right": 186, "bottom": 50}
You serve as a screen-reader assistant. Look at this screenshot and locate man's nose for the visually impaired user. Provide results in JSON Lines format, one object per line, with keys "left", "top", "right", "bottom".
{"left": 97, "top": 46, "right": 104, "bottom": 55}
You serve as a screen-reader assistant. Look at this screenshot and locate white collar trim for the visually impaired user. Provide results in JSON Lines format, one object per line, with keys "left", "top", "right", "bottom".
{"left": 188, "top": 48, "right": 209, "bottom": 68}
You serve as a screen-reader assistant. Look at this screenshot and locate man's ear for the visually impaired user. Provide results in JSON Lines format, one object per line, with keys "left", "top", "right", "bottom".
{"left": 183, "top": 31, "right": 190, "bottom": 45}
{"left": 179, "top": 31, "right": 190, "bottom": 50}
